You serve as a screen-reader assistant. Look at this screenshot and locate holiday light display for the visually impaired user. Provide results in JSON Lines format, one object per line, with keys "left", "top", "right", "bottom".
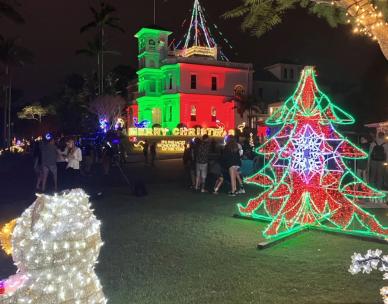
{"left": 174, "top": 0, "right": 232, "bottom": 61}
{"left": 128, "top": 127, "right": 233, "bottom": 137}
{"left": 0, "top": 219, "right": 16, "bottom": 255}
{"left": 349, "top": 249, "right": 388, "bottom": 303}
{"left": 237, "top": 66, "right": 387, "bottom": 241}
{"left": 99, "top": 118, "right": 108, "bottom": 133}
{"left": 157, "top": 140, "right": 186, "bottom": 152}
{"left": 0, "top": 189, "right": 106, "bottom": 303}
{"left": 323, "top": 0, "right": 387, "bottom": 41}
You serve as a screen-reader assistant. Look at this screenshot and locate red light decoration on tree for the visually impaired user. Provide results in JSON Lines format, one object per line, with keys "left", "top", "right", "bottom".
{"left": 237, "top": 66, "right": 387, "bottom": 241}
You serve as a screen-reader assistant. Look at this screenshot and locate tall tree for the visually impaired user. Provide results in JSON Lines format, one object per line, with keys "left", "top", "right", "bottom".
{"left": 89, "top": 95, "right": 126, "bottom": 130}
{"left": 224, "top": 0, "right": 388, "bottom": 60}
{"left": 232, "top": 94, "right": 263, "bottom": 128}
{"left": 76, "top": 36, "right": 120, "bottom": 98}
{"left": 0, "top": 36, "right": 33, "bottom": 147}
{"left": 17, "top": 103, "right": 54, "bottom": 123}
{"left": 80, "top": 0, "right": 125, "bottom": 96}
{"left": 0, "top": 0, "right": 26, "bottom": 147}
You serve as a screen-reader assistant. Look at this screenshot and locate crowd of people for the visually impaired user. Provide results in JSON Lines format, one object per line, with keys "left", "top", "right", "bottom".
{"left": 357, "top": 131, "right": 388, "bottom": 190}
{"left": 29, "top": 130, "right": 388, "bottom": 196}
{"left": 183, "top": 134, "right": 252, "bottom": 196}
{"left": 33, "top": 135, "right": 82, "bottom": 193}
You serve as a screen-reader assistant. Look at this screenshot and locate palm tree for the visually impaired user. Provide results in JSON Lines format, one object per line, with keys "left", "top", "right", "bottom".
{"left": 0, "top": 36, "right": 33, "bottom": 147}
{"left": 224, "top": 0, "right": 388, "bottom": 60}
{"left": 232, "top": 94, "right": 263, "bottom": 129}
{"left": 0, "top": 0, "right": 24, "bottom": 24}
{"left": 76, "top": 36, "right": 120, "bottom": 97}
{"left": 80, "top": 1, "right": 124, "bottom": 96}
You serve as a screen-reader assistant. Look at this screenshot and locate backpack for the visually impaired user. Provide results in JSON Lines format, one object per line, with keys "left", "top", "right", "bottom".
{"left": 371, "top": 142, "right": 386, "bottom": 161}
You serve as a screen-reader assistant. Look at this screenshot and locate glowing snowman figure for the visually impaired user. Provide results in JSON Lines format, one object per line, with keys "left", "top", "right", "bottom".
{"left": 0, "top": 189, "right": 107, "bottom": 304}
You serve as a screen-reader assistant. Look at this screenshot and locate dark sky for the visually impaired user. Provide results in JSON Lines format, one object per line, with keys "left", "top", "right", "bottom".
{"left": 2, "top": 0, "right": 386, "bottom": 107}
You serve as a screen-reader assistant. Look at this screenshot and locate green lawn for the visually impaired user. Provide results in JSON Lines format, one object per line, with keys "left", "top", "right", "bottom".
{"left": 94, "top": 182, "right": 388, "bottom": 304}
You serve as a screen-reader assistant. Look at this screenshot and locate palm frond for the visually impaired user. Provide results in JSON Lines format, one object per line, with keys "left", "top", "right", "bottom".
{"left": 80, "top": 21, "right": 98, "bottom": 33}
{"left": 0, "top": 1, "right": 24, "bottom": 23}
{"left": 106, "top": 20, "right": 125, "bottom": 32}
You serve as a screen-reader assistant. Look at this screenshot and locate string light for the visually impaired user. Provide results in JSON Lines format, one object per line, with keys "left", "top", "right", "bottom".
{"left": 0, "top": 189, "right": 107, "bottom": 303}
{"left": 349, "top": 249, "right": 388, "bottom": 303}
{"left": 174, "top": 0, "right": 231, "bottom": 60}
{"left": 329, "top": 0, "right": 387, "bottom": 41}
{"left": 0, "top": 219, "right": 16, "bottom": 255}
{"left": 157, "top": 140, "right": 186, "bottom": 152}
{"left": 237, "top": 66, "right": 387, "bottom": 241}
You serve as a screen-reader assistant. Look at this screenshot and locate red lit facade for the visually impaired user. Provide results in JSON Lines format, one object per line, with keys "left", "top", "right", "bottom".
{"left": 129, "top": 27, "right": 254, "bottom": 131}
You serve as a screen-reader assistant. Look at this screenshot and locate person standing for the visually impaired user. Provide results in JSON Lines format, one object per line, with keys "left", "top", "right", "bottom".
{"left": 183, "top": 141, "right": 196, "bottom": 189}
{"left": 56, "top": 139, "right": 68, "bottom": 190}
{"left": 209, "top": 158, "right": 224, "bottom": 194}
{"left": 195, "top": 135, "right": 210, "bottom": 192}
{"left": 33, "top": 139, "right": 43, "bottom": 192}
{"left": 369, "top": 132, "right": 388, "bottom": 190}
{"left": 356, "top": 136, "right": 370, "bottom": 181}
{"left": 235, "top": 139, "right": 245, "bottom": 194}
{"left": 41, "top": 137, "right": 58, "bottom": 193}
{"left": 65, "top": 139, "right": 83, "bottom": 189}
{"left": 223, "top": 136, "right": 242, "bottom": 196}
{"left": 150, "top": 142, "right": 157, "bottom": 167}
{"left": 102, "top": 142, "right": 114, "bottom": 176}
{"left": 143, "top": 140, "right": 149, "bottom": 165}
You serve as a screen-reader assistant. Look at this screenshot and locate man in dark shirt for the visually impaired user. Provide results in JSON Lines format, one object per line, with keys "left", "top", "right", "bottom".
{"left": 195, "top": 135, "right": 210, "bottom": 192}
{"left": 41, "top": 138, "right": 58, "bottom": 192}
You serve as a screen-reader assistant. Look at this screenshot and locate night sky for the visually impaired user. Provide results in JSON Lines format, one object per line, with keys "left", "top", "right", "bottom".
{"left": 2, "top": 0, "right": 387, "bottom": 122}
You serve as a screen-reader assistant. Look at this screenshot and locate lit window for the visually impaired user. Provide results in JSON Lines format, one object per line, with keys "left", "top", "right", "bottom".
{"left": 211, "top": 76, "right": 217, "bottom": 91}
{"left": 234, "top": 85, "right": 245, "bottom": 97}
{"left": 169, "top": 76, "right": 173, "bottom": 90}
{"left": 191, "top": 105, "right": 197, "bottom": 121}
{"left": 211, "top": 107, "right": 216, "bottom": 122}
{"left": 191, "top": 75, "right": 197, "bottom": 89}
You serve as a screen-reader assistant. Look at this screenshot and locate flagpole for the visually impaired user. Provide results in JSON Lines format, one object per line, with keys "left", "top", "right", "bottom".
{"left": 153, "top": 0, "right": 156, "bottom": 24}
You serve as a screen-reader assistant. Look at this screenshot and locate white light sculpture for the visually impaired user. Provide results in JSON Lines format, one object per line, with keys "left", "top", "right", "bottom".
{"left": 0, "top": 189, "right": 107, "bottom": 304}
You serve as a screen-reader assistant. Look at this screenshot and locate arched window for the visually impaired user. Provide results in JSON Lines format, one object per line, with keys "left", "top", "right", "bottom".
{"left": 211, "top": 107, "right": 217, "bottom": 122}
{"left": 234, "top": 85, "right": 245, "bottom": 98}
{"left": 191, "top": 105, "right": 197, "bottom": 122}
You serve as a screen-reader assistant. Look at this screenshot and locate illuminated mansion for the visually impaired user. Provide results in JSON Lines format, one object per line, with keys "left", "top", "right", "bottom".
{"left": 127, "top": 24, "right": 254, "bottom": 131}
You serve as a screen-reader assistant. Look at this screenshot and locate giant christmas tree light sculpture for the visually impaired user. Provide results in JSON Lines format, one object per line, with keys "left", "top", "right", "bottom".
{"left": 238, "top": 66, "right": 387, "bottom": 243}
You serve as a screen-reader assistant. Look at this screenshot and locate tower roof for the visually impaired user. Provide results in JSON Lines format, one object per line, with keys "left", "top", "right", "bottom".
{"left": 173, "top": 0, "right": 230, "bottom": 61}
{"left": 135, "top": 25, "right": 172, "bottom": 38}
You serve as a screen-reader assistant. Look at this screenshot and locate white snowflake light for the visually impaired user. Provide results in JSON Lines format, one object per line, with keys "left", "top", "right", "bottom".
{"left": 290, "top": 125, "right": 326, "bottom": 182}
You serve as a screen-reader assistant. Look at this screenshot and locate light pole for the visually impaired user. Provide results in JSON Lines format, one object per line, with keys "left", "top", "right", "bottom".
{"left": 153, "top": 0, "right": 156, "bottom": 24}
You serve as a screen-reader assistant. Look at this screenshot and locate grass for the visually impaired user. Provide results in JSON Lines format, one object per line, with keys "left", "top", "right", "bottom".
{"left": 94, "top": 182, "right": 388, "bottom": 304}
{"left": 1, "top": 159, "right": 388, "bottom": 303}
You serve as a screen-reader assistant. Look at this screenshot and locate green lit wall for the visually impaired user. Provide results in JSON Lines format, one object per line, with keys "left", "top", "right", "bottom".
{"left": 136, "top": 27, "right": 181, "bottom": 128}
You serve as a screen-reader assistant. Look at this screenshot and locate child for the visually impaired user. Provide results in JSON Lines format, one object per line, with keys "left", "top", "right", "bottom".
{"left": 209, "top": 158, "right": 224, "bottom": 194}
